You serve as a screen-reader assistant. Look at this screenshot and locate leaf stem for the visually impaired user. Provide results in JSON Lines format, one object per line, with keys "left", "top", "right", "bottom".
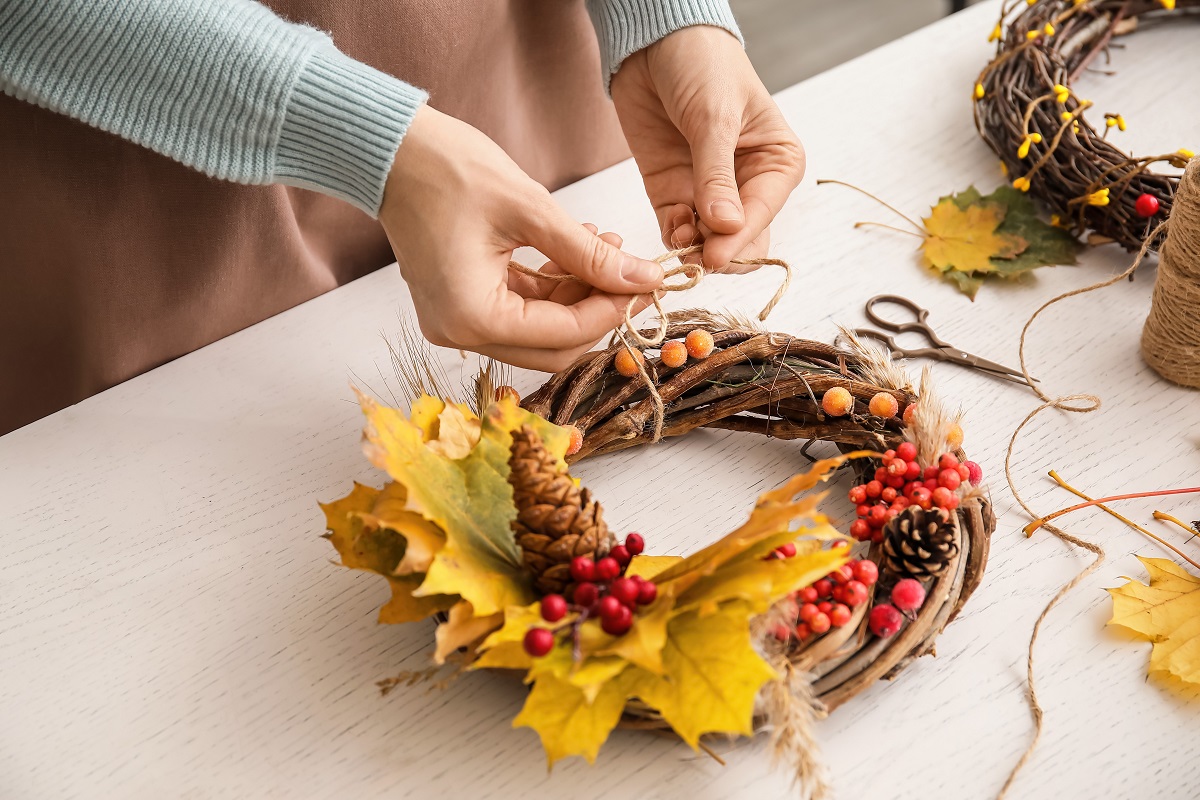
{"left": 1045, "top": 471, "right": 1200, "bottom": 570}
{"left": 852, "top": 221, "right": 925, "bottom": 238}
{"left": 816, "top": 179, "right": 926, "bottom": 233}
{"left": 1024, "top": 484, "right": 1200, "bottom": 536}
{"left": 1153, "top": 510, "right": 1200, "bottom": 538}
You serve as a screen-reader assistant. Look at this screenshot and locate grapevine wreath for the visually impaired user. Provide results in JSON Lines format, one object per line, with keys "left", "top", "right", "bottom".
{"left": 320, "top": 312, "right": 996, "bottom": 787}
{"left": 974, "top": 0, "right": 1196, "bottom": 251}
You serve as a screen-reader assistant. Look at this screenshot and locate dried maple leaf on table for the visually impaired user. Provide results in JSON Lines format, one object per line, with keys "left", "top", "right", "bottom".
{"left": 1108, "top": 556, "right": 1200, "bottom": 686}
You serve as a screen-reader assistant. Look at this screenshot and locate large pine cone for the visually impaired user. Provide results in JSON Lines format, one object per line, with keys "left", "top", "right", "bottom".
{"left": 508, "top": 425, "right": 613, "bottom": 595}
{"left": 882, "top": 506, "right": 958, "bottom": 579}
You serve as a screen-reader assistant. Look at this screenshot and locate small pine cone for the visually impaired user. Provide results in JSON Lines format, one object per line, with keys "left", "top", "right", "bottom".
{"left": 882, "top": 506, "right": 958, "bottom": 579}
{"left": 509, "top": 425, "right": 613, "bottom": 595}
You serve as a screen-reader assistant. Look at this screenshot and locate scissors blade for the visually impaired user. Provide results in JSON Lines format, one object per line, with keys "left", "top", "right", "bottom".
{"left": 940, "top": 347, "right": 1039, "bottom": 384}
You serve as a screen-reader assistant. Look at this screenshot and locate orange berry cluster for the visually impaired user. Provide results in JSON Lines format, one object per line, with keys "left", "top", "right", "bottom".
{"left": 613, "top": 330, "right": 716, "bottom": 379}
{"left": 820, "top": 387, "right": 905, "bottom": 420}
{"left": 771, "top": 558, "right": 879, "bottom": 642}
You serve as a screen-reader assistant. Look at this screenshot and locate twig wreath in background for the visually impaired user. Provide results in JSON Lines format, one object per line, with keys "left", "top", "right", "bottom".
{"left": 320, "top": 316, "right": 995, "bottom": 798}
{"left": 974, "top": 0, "right": 1196, "bottom": 251}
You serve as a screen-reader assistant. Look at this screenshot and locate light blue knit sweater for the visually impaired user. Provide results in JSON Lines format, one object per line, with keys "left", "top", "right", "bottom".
{"left": 0, "top": 0, "right": 740, "bottom": 216}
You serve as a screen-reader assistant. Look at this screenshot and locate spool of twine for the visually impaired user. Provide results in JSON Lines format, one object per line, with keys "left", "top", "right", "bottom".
{"left": 1142, "top": 159, "right": 1200, "bottom": 388}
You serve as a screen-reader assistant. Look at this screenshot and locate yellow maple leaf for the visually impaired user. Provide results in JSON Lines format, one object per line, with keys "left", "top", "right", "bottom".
{"left": 1108, "top": 556, "right": 1200, "bottom": 685}
{"left": 357, "top": 392, "right": 567, "bottom": 616}
{"left": 513, "top": 670, "right": 634, "bottom": 766}
{"left": 626, "top": 601, "right": 778, "bottom": 748}
{"left": 359, "top": 481, "right": 446, "bottom": 575}
{"left": 434, "top": 600, "right": 504, "bottom": 664}
{"left": 921, "top": 198, "right": 1027, "bottom": 275}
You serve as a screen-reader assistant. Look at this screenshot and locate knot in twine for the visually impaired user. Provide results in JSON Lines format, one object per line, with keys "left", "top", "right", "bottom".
{"left": 508, "top": 244, "right": 793, "bottom": 440}
{"left": 1142, "top": 159, "right": 1200, "bottom": 389}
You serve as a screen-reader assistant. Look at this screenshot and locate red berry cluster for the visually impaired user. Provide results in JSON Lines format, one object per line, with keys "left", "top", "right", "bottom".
{"left": 868, "top": 577, "right": 927, "bottom": 639}
{"left": 523, "top": 533, "right": 655, "bottom": 656}
{"left": 847, "top": 443, "right": 983, "bottom": 542}
{"left": 772, "top": 558, "right": 879, "bottom": 643}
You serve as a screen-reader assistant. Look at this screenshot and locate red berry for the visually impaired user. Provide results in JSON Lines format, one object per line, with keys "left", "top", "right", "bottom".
{"left": 852, "top": 559, "right": 879, "bottom": 586}
{"left": 610, "top": 545, "right": 631, "bottom": 566}
{"left": 923, "top": 465, "right": 941, "bottom": 481}
{"left": 944, "top": 493, "right": 961, "bottom": 510}
{"left": 833, "top": 564, "right": 854, "bottom": 584}
{"left": 830, "top": 603, "right": 852, "bottom": 627}
{"left": 814, "top": 579, "right": 833, "bottom": 598}
{"left": 856, "top": 503, "right": 872, "bottom": 518}
{"left": 610, "top": 577, "right": 639, "bottom": 606}
{"left": 601, "top": 604, "right": 633, "bottom": 635}
{"left": 886, "top": 458, "right": 907, "bottom": 477}
{"left": 636, "top": 580, "right": 658, "bottom": 605}
{"left": 573, "top": 582, "right": 598, "bottom": 607}
{"left": 598, "top": 595, "right": 623, "bottom": 620}
{"left": 848, "top": 485, "right": 867, "bottom": 504}
{"left": 541, "top": 594, "right": 568, "bottom": 622}
{"left": 886, "top": 475, "right": 906, "bottom": 489}
{"left": 570, "top": 556, "right": 596, "bottom": 582}
{"left": 891, "top": 578, "right": 926, "bottom": 612}
{"left": 524, "top": 627, "right": 555, "bottom": 656}
{"left": 865, "top": 480, "right": 883, "bottom": 498}
{"left": 842, "top": 580, "right": 869, "bottom": 607}
{"left": 956, "top": 463, "right": 971, "bottom": 481}
{"left": 1135, "top": 192, "right": 1160, "bottom": 218}
{"left": 818, "top": 601, "right": 833, "bottom": 615}
{"left": 904, "top": 460, "right": 922, "bottom": 481}
{"left": 850, "top": 519, "right": 871, "bottom": 540}
{"left": 809, "top": 611, "right": 832, "bottom": 634}
{"left": 799, "top": 602, "right": 820, "bottom": 623}
{"left": 795, "top": 623, "right": 811, "bottom": 639}
{"left": 772, "top": 623, "right": 792, "bottom": 642}
{"left": 867, "top": 505, "right": 889, "bottom": 528}
{"left": 884, "top": 449, "right": 897, "bottom": 460}
{"left": 624, "top": 533, "right": 645, "bottom": 555}
{"left": 938, "top": 469, "right": 962, "bottom": 491}
{"left": 831, "top": 585, "right": 846, "bottom": 603}
{"left": 881, "top": 487, "right": 898, "bottom": 503}
{"left": 903, "top": 481, "right": 922, "bottom": 498}
{"left": 910, "top": 487, "right": 933, "bottom": 510}
{"left": 924, "top": 478, "right": 939, "bottom": 492}
{"left": 896, "top": 442, "right": 917, "bottom": 462}
{"left": 799, "top": 586, "right": 819, "bottom": 603}
{"left": 965, "top": 460, "right": 984, "bottom": 486}
{"left": 777, "top": 542, "right": 797, "bottom": 558}
{"left": 939, "top": 452, "right": 960, "bottom": 470}
{"left": 893, "top": 496, "right": 911, "bottom": 510}
{"left": 931, "top": 486, "right": 955, "bottom": 509}
{"left": 869, "top": 604, "right": 904, "bottom": 638}
{"left": 874, "top": 467, "right": 888, "bottom": 483}
{"left": 596, "top": 557, "right": 621, "bottom": 581}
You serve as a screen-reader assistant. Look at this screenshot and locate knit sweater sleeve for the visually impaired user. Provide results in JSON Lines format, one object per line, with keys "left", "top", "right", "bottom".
{"left": 0, "top": 0, "right": 426, "bottom": 216}
{"left": 586, "top": 0, "right": 743, "bottom": 91}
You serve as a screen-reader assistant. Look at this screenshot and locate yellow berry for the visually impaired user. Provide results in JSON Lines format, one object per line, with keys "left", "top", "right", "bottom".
{"left": 565, "top": 425, "right": 584, "bottom": 456}
{"left": 947, "top": 422, "right": 965, "bottom": 450}
{"left": 495, "top": 385, "right": 520, "bottom": 405}
{"left": 869, "top": 392, "right": 900, "bottom": 418}
{"left": 902, "top": 403, "right": 918, "bottom": 425}
{"left": 821, "top": 387, "right": 854, "bottom": 417}
{"left": 660, "top": 340, "right": 688, "bottom": 369}
{"left": 684, "top": 329, "right": 715, "bottom": 360}
{"left": 614, "top": 347, "right": 645, "bottom": 377}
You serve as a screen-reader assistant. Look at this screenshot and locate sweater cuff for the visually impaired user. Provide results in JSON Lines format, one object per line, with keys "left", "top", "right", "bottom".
{"left": 587, "top": 0, "right": 743, "bottom": 92}
{"left": 274, "top": 46, "right": 427, "bottom": 217}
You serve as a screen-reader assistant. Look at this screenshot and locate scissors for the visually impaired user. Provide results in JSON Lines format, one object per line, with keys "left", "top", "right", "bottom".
{"left": 854, "top": 295, "right": 1037, "bottom": 386}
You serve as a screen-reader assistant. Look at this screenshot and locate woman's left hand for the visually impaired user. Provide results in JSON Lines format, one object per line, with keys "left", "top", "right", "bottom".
{"left": 611, "top": 25, "right": 805, "bottom": 272}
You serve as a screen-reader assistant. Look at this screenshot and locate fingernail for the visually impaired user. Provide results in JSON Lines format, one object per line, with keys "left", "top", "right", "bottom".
{"left": 710, "top": 199, "right": 742, "bottom": 222}
{"left": 622, "top": 258, "right": 661, "bottom": 284}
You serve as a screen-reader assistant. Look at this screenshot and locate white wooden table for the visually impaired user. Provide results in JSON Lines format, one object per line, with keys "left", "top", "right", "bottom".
{"left": 4, "top": 3, "right": 1200, "bottom": 797}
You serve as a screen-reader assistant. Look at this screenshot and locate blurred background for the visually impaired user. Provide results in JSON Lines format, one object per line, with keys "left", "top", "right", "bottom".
{"left": 732, "top": 0, "right": 976, "bottom": 91}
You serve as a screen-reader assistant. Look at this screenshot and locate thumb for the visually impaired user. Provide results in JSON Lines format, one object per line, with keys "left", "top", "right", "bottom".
{"left": 692, "top": 124, "right": 745, "bottom": 235}
{"left": 530, "top": 211, "right": 663, "bottom": 294}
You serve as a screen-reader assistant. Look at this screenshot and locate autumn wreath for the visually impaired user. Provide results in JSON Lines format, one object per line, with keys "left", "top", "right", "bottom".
{"left": 320, "top": 315, "right": 995, "bottom": 791}
{"left": 974, "top": 0, "right": 1197, "bottom": 251}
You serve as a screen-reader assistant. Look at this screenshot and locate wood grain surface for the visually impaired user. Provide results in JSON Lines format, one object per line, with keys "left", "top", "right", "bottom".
{"left": 3, "top": 2, "right": 1199, "bottom": 797}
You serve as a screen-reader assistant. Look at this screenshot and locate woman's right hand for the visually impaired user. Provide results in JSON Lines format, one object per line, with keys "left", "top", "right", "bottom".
{"left": 378, "top": 106, "right": 664, "bottom": 372}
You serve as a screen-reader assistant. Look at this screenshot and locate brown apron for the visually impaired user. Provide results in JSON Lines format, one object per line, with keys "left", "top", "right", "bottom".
{"left": 0, "top": 0, "right": 630, "bottom": 435}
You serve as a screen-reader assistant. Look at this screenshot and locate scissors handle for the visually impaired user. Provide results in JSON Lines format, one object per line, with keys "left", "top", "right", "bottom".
{"left": 851, "top": 328, "right": 950, "bottom": 362}
{"left": 864, "top": 295, "right": 953, "bottom": 349}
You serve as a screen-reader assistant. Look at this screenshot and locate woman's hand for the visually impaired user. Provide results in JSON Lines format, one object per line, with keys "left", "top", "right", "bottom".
{"left": 611, "top": 25, "right": 805, "bottom": 272}
{"left": 379, "top": 106, "right": 663, "bottom": 371}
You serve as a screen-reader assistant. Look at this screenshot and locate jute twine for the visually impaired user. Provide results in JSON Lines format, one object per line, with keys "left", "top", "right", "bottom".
{"left": 508, "top": 244, "right": 792, "bottom": 440}
{"left": 998, "top": 219, "right": 1169, "bottom": 798}
{"left": 1142, "top": 159, "right": 1200, "bottom": 389}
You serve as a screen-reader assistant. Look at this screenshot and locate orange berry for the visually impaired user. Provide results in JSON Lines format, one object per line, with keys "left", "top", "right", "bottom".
{"left": 684, "top": 329, "right": 715, "bottom": 359}
{"left": 902, "top": 403, "right": 918, "bottom": 425}
{"left": 614, "top": 347, "right": 645, "bottom": 377}
{"left": 660, "top": 340, "right": 688, "bottom": 368}
{"left": 495, "top": 385, "right": 520, "bottom": 405}
{"left": 947, "top": 422, "right": 965, "bottom": 450}
{"left": 821, "top": 386, "right": 854, "bottom": 417}
{"left": 869, "top": 392, "right": 899, "bottom": 418}
{"left": 565, "top": 425, "right": 584, "bottom": 456}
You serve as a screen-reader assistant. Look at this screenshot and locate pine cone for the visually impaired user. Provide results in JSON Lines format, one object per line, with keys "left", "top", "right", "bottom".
{"left": 882, "top": 506, "right": 958, "bottom": 579}
{"left": 508, "top": 425, "right": 613, "bottom": 595}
